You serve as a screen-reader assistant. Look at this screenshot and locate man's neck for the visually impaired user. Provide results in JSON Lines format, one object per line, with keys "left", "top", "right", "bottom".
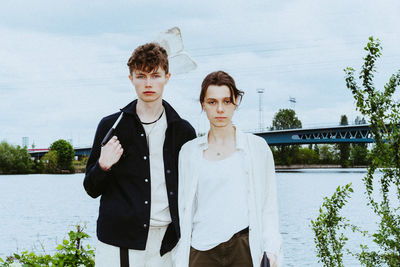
{"left": 136, "top": 98, "right": 164, "bottom": 123}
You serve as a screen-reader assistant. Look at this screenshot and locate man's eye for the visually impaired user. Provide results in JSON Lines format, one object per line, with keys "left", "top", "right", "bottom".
{"left": 152, "top": 74, "right": 161, "bottom": 78}
{"left": 137, "top": 75, "right": 145, "bottom": 79}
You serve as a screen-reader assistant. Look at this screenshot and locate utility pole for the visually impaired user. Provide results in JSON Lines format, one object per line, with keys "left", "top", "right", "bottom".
{"left": 257, "top": 88, "right": 265, "bottom": 132}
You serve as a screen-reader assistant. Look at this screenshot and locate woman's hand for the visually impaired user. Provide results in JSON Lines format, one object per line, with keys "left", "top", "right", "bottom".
{"left": 99, "top": 136, "right": 123, "bottom": 171}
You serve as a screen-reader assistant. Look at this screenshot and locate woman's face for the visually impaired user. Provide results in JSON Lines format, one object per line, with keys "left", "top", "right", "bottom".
{"left": 202, "top": 85, "right": 238, "bottom": 128}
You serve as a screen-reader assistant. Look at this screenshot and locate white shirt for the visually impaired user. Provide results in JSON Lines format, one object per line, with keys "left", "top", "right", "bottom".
{"left": 173, "top": 128, "right": 282, "bottom": 267}
{"left": 142, "top": 111, "right": 172, "bottom": 226}
{"left": 191, "top": 151, "right": 248, "bottom": 250}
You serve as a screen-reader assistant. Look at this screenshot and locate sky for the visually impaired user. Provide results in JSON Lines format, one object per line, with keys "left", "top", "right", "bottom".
{"left": 1, "top": 0, "right": 399, "bottom": 148}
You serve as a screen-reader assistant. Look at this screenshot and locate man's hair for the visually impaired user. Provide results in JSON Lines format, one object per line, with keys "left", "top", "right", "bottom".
{"left": 200, "top": 71, "right": 244, "bottom": 106}
{"left": 127, "top": 42, "right": 169, "bottom": 75}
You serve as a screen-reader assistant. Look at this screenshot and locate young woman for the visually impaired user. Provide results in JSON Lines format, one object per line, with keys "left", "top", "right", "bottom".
{"left": 174, "top": 71, "right": 282, "bottom": 267}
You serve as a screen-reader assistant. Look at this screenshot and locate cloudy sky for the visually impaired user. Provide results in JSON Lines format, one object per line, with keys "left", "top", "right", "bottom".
{"left": 1, "top": 0, "right": 399, "bottom": 148}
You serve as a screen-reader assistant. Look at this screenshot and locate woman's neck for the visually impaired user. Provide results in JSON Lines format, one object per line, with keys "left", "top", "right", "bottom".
{"left": 208, "top": 124, "right": 236, "bottom": 145}
{"left": 136, "top": 98, "right": 164, "bottom": 123}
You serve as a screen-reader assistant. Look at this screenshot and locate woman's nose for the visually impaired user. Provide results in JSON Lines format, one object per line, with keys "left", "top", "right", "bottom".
{"left": 217, "top": 103, "right": 224, "bottom": 112}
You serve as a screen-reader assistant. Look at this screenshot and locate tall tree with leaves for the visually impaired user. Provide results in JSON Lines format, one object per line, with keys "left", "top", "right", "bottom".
{"left": 270, "top": 108, "right": 302, "bottom": 165}
{"left": 312, "top": 37, "right": 400, "bottom": 266}
{"left": 50, "top": 139, "right": 75, "bottom": 172}
{"left": 350, "top": 116, "right": 369, "bottom": 166}
{"left": 336, "top": 115, "right": 350, "bottom": 167}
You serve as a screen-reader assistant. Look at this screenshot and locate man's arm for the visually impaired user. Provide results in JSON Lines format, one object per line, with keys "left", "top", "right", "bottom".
{"left": 83, "top": 118, "right": 123, "bottom": 198}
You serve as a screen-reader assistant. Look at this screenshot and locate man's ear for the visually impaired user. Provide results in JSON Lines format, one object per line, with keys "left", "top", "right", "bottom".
{"left": 128, "top": 75, "right": 133, "bottom": 82}
{"left": 165, "top": 72, "right": 171, "bottom": 83}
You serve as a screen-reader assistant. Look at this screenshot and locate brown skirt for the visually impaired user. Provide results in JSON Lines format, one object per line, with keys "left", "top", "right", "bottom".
{"left": 189, "top": 228, "right": 253, "bottom": 267}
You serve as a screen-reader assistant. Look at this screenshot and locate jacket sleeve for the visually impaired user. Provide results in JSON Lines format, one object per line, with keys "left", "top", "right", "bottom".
{"left": 172, "top": 143, "right": 191, "bottom": 267}
{"left": 262, "top": 144, "right": 283, "bottom": 264}
{"left": 83, "top": 118, "right": 111, "bottom": 198}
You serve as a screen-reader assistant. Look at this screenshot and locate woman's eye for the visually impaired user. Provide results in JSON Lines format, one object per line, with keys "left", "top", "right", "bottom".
{"left": 224, "top": 100, "right": 231, "bottom": 104}
{"left": 208, "top": 101, "right": 215, "bottom": 105}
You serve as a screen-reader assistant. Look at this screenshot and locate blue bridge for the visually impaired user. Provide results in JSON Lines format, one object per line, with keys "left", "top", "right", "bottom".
{"left": 255, "top": 124, "right": 373, "bottom": 145}
{"left": 28, "top": 124, "right": 373, "bottom": 159}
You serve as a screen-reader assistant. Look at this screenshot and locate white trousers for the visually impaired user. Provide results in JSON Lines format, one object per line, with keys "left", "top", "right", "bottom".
{"left": 95, "top": 226, "right": 172, "bottom": 267}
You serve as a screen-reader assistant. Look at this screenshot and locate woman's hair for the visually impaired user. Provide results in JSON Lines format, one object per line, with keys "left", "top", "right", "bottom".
{"left": 127, "top": 42, "right": 169, "bottom": 75}
{"left": 200, "top": 71, "right": 244, "bottom": 106}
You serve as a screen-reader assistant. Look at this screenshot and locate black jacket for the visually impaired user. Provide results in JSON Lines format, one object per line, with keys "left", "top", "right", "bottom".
{"left": 83, "top": 99, "right": 196, "bottom": 255}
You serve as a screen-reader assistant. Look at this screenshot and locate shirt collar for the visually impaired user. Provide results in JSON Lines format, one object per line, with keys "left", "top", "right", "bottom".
{"left": 120, "top": 99, "right": 182, "bottom": 125}
{"left": 198, "top": 127, "right": 246, "bottom": 151}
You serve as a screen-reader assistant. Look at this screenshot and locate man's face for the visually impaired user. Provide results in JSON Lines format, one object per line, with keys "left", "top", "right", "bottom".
{"left": 202, "top": 85, "right": 238, "bottom": 128}
{"left": 129, "top": 67, "right": 171, "bottom": 103}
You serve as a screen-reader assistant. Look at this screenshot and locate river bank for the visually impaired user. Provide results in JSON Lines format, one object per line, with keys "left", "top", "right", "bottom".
{"left": 276, "top": 164, "right": 367, "bottom": 170}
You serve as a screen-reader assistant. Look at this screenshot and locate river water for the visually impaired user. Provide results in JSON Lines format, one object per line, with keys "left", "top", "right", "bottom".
{"left": 0, "top": 169, "right": 385, "bottom": 266}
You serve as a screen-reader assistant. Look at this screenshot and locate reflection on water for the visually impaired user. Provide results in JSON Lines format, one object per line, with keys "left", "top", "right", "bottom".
{"left": 0, "top": 169, "right": 383, "bottom": 266}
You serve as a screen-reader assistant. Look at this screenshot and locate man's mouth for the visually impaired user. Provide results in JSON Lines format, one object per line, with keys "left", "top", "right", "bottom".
{"left": 143, "top": 91, "right": 155, "bottom": 95}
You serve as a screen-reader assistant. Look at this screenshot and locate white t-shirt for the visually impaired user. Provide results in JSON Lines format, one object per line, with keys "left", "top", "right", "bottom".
{"left": 142, "top": 111, "right": 171, "bottom": 227}
{"left": 191, "top": 150, "right": 249, "bottom": 251}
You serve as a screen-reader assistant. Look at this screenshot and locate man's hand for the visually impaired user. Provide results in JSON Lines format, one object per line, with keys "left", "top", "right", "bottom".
{"left": 267, "top": 253, "right": 277, "bottom": 267}
{"left": 98, "top": 136, "right": 123, "bottom": 171}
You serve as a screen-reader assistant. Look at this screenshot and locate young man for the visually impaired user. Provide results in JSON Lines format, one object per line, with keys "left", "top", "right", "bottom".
{"left": 84, "top": 42, "right": 196, "bottom": 267}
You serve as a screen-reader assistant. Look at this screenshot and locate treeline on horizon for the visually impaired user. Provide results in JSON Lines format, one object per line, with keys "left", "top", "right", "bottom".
{"left": 0, "top": 139, "right": 85, "bottom": 174}
{"left": 1, "top": 110, "right": 369, "bottom": 174}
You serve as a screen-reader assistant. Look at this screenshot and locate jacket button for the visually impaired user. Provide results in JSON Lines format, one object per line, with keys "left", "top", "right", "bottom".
{"left": 140, "top": 133, "right": 144, "bottom": 137}
{"left": 144, "top": 200, "right": 148, "bottom": 204}
{"left": 143, "top": 156, "right": 147, "bottom": 160}
{"left": 166, "top": 169, "right": 171, "bottom": 174}
{"left": 144, "top": 224, "right": 147, "bottom": 228}
{"left": 144, "top": 178, "right": 149, "bottom": 183}
{"left": 169, "top": 191, "right": 174, "bottom": 196}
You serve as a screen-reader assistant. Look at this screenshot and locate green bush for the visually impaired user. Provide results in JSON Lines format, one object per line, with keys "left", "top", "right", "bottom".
{"left": 0, "top": 225, "right": 95, "bottom": 267}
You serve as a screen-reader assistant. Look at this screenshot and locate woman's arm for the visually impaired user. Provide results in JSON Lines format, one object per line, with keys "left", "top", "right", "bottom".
{"left": 262, "top": 144, "right": 282, "bottom": 266}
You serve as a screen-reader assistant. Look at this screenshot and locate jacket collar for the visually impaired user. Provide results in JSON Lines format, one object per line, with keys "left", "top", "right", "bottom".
{"left": 198, "top": 126, "right": 246, "bottom": 151}
{"left": 120, "top": 99, "right": 182, "bottom": 124}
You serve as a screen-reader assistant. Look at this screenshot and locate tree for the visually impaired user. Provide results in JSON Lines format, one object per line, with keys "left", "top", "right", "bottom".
{"left": 0, "top": 141, "right": 33, "bottom": 174}
{"left": 271, "top": 108, "right": 302, "bottom": 130}
{"left": 270, "top": 109, "right": 302, "bottom": 165}
{"left": 336, "top": 115, "right": 350, "bottom": 167}
{"left": 50, "top": 139, "right": 75, "bottom": 172}
{"left": 312, "top": 37, "right": 400, "bottom": 266}
{"left": 350, "top": 116, "right": 370, "bottom": 166}
{"left": 42, "top": 150, "right": 59, "bottom": 173}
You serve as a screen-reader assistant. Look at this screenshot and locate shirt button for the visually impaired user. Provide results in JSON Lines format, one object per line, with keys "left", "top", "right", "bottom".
{"left": 166, "top": 169, "right": 171, "bottom": 174}
{"left": 143, "top": 156, "right": 147, "bottom": 160}
{"left": 144, "top": 200, "right": 148, "bottom": 204}
{"left": 144, "top": 178, "right": 149, "bottom": 183}
{"left": 143, "top": 224, "right": 147, "bottom": 228}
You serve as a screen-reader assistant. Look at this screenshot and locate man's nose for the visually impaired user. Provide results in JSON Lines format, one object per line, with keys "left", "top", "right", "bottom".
{"left": 145, "top": 77, "right": 152, "bottom": 86}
